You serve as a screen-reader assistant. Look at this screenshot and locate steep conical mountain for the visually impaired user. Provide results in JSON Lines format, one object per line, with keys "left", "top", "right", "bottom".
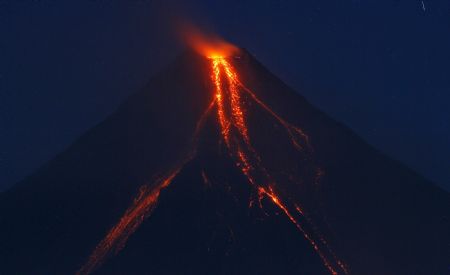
{"left": 0, "top": 49, "right": 449, "bottom": 275}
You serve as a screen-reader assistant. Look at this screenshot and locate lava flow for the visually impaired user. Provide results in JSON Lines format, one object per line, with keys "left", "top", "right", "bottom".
{"left": 76, "top": 168, "right": 181, "bottom": 275}
{"left": 77, "top": 49, "right": 349, "bottom": 275}
{"left": 76, "top": 98, "right": 215, "bottom": 275}
{"left": 209, "top": 55, "right": 348, "bottom": 275}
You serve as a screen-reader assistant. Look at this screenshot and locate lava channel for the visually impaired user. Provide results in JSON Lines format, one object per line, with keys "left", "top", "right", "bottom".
{"left": 77, "top": 53, "right": 349, "bottom": 275}
{"left": 209, "top": 55, "right": 348, "bottom": 275}
{"left": 76, "top": 99, "right": 215, "bottom": 275}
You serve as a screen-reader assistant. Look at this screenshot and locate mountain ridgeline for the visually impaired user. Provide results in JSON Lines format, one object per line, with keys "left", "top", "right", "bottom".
{"left": 0, "top": 49, "right": 449, "bottom": 275}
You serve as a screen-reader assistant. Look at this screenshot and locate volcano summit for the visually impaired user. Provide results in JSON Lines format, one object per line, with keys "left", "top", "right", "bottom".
{"left": 0, "top": 48, "right": 449, "bottom": 275}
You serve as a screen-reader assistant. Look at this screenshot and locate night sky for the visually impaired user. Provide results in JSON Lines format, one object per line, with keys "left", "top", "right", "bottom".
{"left": 1, "top": 0, "right": 449, "bottom": 191}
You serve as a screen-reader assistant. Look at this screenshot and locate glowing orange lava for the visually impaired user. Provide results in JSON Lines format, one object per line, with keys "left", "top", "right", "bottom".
{"left": 76, "top": 168, "right": 181, "bottom": 275}
{"left": 179, "top": 22, "right": 238, "bottom": 59}
{"left": 209, "top": 55, "right": 348, "bottom": 275}
{"left": 77, "top": 99, "right": 215, "bottom": 275}
{"left": 77, "top": 48, "right": 349, "bottom": 275}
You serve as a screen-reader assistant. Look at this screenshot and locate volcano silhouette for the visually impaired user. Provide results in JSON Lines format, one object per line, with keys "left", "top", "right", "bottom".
{"left": 1, "top": 49, "right": 449, "bottom": 275}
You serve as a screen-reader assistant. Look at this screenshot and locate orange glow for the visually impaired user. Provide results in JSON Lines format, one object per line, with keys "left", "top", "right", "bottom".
{"left": 294, "top": 203, "right": 349, "bottom": 275}
{"left": 260, "top": 186, "right": 338, "bottom": 275}
{"left": 212, "top": 58, "right": 231, "bottom": 146}
{"left": 76, "top": 169, "right": 181, "bottom": 275}
{"left": 77, "top": 98, "right": 216, "bottom": 275}
{"left": 78, "top": 43, "right": 349, "bottom": 274}
{"left": 239, "top": 83, "right": 311, "bottom": 151}
{"left": 180, "top": 23, "right": 238, "bottom": 58}
{"left": 209, "top": 56, "right": 348, "bottom": 275}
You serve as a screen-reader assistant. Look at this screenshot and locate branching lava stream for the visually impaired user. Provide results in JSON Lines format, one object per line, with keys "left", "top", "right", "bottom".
{"left": 77, "top": 53, "right": 349, "bottom": 275}
{"left": 209, "top": 55, "right": 348, "bottom": 275}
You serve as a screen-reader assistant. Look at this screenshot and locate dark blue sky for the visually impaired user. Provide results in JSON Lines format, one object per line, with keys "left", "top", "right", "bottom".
{"left": 1, "top": 0, "right": 449, "bottom": 191}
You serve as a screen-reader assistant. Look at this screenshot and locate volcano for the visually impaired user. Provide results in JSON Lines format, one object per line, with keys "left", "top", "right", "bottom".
{"left": 1, "top": 48, "right": 449, "bottom": 275}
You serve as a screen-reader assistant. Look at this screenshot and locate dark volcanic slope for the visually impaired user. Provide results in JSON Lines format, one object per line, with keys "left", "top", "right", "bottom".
{"left": 96, "top": 148, "right": 330, "bottom": 275}
{"left": 0, "top": 49, "right": 449, "bottom": 275}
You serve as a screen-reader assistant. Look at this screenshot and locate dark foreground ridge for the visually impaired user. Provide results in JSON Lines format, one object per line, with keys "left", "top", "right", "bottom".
{"left": 0, "top": 49, "right": 449, "bottom": 275}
